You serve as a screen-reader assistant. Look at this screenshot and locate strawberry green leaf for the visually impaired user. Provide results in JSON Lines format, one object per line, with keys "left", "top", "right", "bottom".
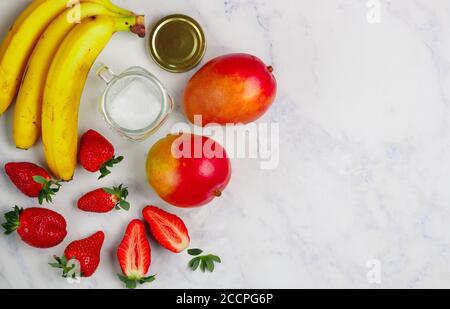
{"left": 38, "top": 192, "right": 44, "bottom": 205}
{"left": 48, "top": 262, "right": 60, "bottom": 267}
{"left": 1, "top": 206, "right": 22, "bottom": 235}
{"left": 98, "top": 156, "right": 123, "bottom": 179}
{"left": 117, "top": 274, "right": 128, "bottom": 283}
{"left": 50, "top": 255, "right": 77, "bottom": 278}
{"left": 33, "top": 176, "right": 62, "bottom": 205}
{"left": 104, "top": 185, "right": 130, "bottom": 211}
{"left": 139, "top": 275, "right": 157, "bottom": 284}
{"left": 188, "top": 248, "right": 203, "bottom": 256}
{"left": 119, "top": 201, "right": 130, "bottom": 211}
{"left": 32, "top": 176, "right": 47, "bottom": 184}
{"left": 103, "top": 188, "right": 116, "bottom": 195}
{"left": 117, "top": 274, "right": 137, "bottom": 289}
{"left": 127, "top": 281, "right": 137, "bottom": 289}
{"left": 117, "top": 273, "right": 155, "bottom": 289}
{"left": 99, "top": 166, "right": 111, "bottom": 179}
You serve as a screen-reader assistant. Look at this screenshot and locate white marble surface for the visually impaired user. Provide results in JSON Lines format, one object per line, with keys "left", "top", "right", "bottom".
{"left": 1, "top": 0, "right": 450, "bottom": 289}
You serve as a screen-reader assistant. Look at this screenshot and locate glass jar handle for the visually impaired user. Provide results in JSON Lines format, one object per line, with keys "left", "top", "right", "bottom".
{"left": 95, "top": 62, "right": 116, "bottom": 84}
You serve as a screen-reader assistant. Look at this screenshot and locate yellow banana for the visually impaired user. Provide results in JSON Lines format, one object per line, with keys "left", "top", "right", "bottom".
{"left": 42, "top": 15, "right": 145, "bottom": 180}
{"left": 13, "top": 2, "right": 128, "bottom": 150}
{"left": 0, "top": 0, "right": 134, "bottom": 116}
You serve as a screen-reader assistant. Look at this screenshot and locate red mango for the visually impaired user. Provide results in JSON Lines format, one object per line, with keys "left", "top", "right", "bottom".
{"left": 183, "top": 53, "right": 277, "bottom": 126}
{"left": 146, "top": 133, "right": 231, "bottom": 208}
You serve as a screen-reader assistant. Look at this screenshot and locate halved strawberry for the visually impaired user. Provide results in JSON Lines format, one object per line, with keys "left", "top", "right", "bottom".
{"left": 142, "top": 206, "right": 190, "bottom": 253}
{"left": 117, "top": 219, "right": 155, "bottom": 289}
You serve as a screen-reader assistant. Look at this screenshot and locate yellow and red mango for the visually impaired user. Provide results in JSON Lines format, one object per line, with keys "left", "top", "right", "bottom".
{"left": 183, "top": 53, "right": 277, "bottom": 126}
{"left": 146, "top": 133, "right": 231, "bottom": 208}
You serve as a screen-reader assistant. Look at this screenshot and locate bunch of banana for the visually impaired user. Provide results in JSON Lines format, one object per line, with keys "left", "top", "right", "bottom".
{"left": 0, "top": 0, "right": 133, "bottom": 116}
{"left": 13, "top": 2, "right": 129, "bottom": 150}
{"left": 42, "top": 15, "right": 145, "bottom": 180}
{"left": 0, "top": 0, "right": 145, "bottom": 180}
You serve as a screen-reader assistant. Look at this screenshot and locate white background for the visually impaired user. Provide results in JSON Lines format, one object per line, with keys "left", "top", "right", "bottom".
{"left": 1, "top": 0, "right": 450, "bottom": 288}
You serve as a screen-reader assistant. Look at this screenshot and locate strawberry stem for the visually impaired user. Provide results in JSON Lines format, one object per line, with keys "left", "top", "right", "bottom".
{"left": 99, "top": 156, "right": 124, "bottom": 179}
{"left": 1, "top": 206, "right": 22, "bottom": 235}
{"left": 103, "top": 184, "right": 130, "bottom": 211}
{"left": 117, "top": 273, "right": 156, "bottom": 289}
{"left": 49, "top": 255, "right": 80, "bottom": 278}
{"left": 33, "top": 176, "right": 62, "bottom": 205}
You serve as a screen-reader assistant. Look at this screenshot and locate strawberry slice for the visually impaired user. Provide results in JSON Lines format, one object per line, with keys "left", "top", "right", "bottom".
{"left": 142, "top": 206, "right": 190, "bottom": 253}
{"left": 117, "top": 219, "right": 155, "bottom": 289}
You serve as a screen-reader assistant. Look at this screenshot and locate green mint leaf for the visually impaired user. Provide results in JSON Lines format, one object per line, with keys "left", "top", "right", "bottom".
{"left": 205, "top": 258, "right": 215, "bottom": 272}
{"left": 200, "top": 259, "right": 207, "bottom": 272}
{"left": 192, "top": 258, "right": 201, "bottom": 271}
{"left": 209, "top": 255, "right": 222, "bottom": 263}
{"left": 188, "top": 252, "right": 221, "bottom": 273}
{"left": 189, "top": 257, "right": 201, "bottom": 271}
{"left": 188, "top": 257, "right": 196, "bottom": 267}
{"left": 188, "top": 248, "right": 203, "bottom": 256}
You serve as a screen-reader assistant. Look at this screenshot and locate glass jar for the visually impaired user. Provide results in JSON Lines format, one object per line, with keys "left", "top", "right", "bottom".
{"left": 95, "top": 63, "right": 173, "bottom": 141}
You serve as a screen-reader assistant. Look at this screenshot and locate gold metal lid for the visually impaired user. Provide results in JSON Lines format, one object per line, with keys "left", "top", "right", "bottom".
{"left": 149, "top": 14, "right": 206, "bottom": 73}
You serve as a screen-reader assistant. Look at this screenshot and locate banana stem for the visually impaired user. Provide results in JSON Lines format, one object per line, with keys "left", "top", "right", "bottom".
{"left": 114, "top": 15, "right": 146, "bottom": 37}
{"left": 131, "top": 15, "right": 146, "bottom": 38}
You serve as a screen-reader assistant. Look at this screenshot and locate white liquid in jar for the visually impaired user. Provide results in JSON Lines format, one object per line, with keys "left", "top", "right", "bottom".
{"left": 106, "top": 77, "right": 162, "bottom": 131}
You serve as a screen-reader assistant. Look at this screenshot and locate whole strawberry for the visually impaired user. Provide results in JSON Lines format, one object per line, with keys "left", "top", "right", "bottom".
{"left": 117, "top": 220, "right": 155, "bottom": 289}
{"left": 5, "top": 162, "right": 61, "bottom": 204}
{"left": 2, "top": 206, "right": 67, "bottom": 248}
{"left": 77, "top": 185, "right": 130, "bottom": 213}
{"left": 142, "top": 206, "right": 190, "bottom": 253}
{"left": 79, "top": 130, "right": 123, "bottom": 179}
{"left": 51, "top": 231, "right": 105, "bottom": 278}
